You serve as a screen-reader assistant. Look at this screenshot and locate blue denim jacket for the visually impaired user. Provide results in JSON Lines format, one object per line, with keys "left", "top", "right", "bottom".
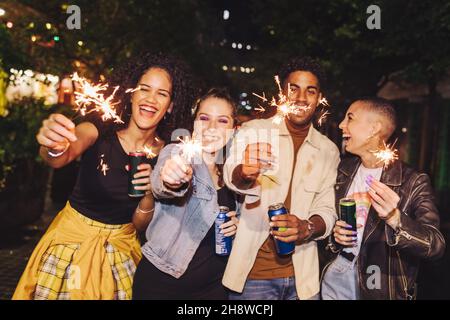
{"left": 141, "top": 143, "right": 239, "bottom": 278}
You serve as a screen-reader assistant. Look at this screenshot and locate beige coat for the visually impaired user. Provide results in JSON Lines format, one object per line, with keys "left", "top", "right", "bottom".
{"left": 222, "top": 116, "right": 340, "bottom": 299}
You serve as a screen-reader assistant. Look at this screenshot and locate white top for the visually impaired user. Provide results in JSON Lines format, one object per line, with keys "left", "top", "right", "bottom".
{"left": 343, "top": 164, "right": 383, "bottom": 256}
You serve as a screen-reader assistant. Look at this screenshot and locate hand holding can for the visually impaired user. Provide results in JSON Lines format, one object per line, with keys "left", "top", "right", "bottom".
{"left": 215, "top": 206, "right": 233, "bottom": 256}
{"left": 333, "top": 198, "right": 358, "bottom": 247}
{"left": 268, "top": 203, "right": 295, "bottom": 255}
{"left": 128, "top": 152, "right": 149, "bottom": 197}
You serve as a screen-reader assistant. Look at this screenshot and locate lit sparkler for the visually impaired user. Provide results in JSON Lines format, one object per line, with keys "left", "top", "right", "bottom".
{"left": 71, "top": 72, "right": 124, "bottom": 124}
{"left": 370, "top": 140, "right": 399, "bottom": 168}
{"left": 252, "top": 75, "right": 313, "bottom": 124}
{"left": 319, "top": 97, "right": 330, "bottom": 107}
{"left": 177, "top": 135, "right": 203, "bottom": 163}
{"left": 97, "top": 154, "right": 110, "bottom": 176}
{"left": 125, "top": 85, "right": 141, "bottom": 93}
{"left": 143, "top": 145, "right": 157, "bottom": 159}
{"left": 317, "top": 110, "right": 331, "bottom": 126}
{"left": 254, "top": 105, "right": 266, "bottom": 113}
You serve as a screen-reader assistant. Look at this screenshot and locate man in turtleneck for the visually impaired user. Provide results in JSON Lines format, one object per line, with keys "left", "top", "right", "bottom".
{"left": 222, "top": 57, "right": 340, "bottom": 300}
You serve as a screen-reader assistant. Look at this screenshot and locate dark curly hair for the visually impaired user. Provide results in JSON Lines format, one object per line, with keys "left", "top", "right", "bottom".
{"left": 278, "top": 57, "right": 327, "bottom": 91}
{"left": 94, "top": 52, "right": 198, "bottom": 143}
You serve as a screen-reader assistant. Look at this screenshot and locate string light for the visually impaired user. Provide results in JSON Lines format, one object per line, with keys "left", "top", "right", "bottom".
{"left": 223, "top": 10, "right": 230, "bottom": 20}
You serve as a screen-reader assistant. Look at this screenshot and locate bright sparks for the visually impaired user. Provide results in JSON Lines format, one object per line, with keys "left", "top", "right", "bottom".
{"left": 97, "top": 154, "right": 110, "bottom": 176}
{"left": 72, "top": 72, "right": 124, "bottom": 124}
{"left": 318, "top": 110, "right": 331, "bottom": 126}
{"left": 143, "top": 145, "right": 157, "bottom": 159}
{"left": 371, "top": 140, "right": 399, "bottom": 169}
{"left": 252, "top": 75, "right": 313, "bottom": 124}
{"left": 319, "top": 97, "right": 330, "bottom": 107}
{"left": 177, "top": 136, "right": 203, "bottom": 163}
{"left": 125, "top": 85, "right": 141, "bottom": 93}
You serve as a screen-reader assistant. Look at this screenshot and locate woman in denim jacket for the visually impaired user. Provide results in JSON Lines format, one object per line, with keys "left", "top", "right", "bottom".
{"left": 133, "top": 88, "right": 240, "bottom": 299}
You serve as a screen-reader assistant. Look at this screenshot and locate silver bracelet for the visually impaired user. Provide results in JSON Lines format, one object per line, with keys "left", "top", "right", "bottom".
{"left": 136, "top": 205, "right": 155, "bottom": 215}
{"left": 47, "top": 144, "right": 70, "bottom": 158}
{"left": 303, "top": 219, "right": 316, "bottom": 242}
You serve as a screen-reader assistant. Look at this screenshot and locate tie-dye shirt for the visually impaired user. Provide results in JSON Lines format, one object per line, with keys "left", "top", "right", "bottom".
{"left": 343, "top": 164, "right": 382, "bottom": 256}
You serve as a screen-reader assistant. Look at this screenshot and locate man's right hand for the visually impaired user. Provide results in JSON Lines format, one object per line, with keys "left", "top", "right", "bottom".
{"left": 241, "top": 142, "right": 276, "bottom": 181}
{"left": 36, "top": 113, "right": 77, "bottom": 152}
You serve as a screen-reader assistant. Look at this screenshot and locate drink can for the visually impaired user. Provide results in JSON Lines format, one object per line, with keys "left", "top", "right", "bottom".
{"left": 339, "top": 198, "right": 357, "bottom": 231}
{"left": 128, "top": 151, "right": 147, "bottom": 197}
{"left": 215, "top": 206, "right": 232, "bottom": 256}
{"left": 268, "top": 203, "right": 295, "bottom": 255}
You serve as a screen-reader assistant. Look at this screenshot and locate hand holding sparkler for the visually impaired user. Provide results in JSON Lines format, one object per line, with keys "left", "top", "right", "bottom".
{"left": 365, "top": 175, "right": 401, "bottom": 228}
{"left": 37, "top": 113, "right": 77, "bottom": 155}
{"left": 160, "top": 135, "right": 204, "bottom": 189}
{"left": 240, "top": 143, "right": 276, "bottom": 181}
{"left": 160, "top": 154, "right": 193, "bottom": 190}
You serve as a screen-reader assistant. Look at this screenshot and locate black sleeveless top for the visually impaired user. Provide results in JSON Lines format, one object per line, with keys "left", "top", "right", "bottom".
{"left": 69, "top": 128, "right": 156, "bottom": 225}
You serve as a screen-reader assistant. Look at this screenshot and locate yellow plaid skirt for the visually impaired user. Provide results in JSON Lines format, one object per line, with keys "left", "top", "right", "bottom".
{"left": 13, "top": 202, "right": 142, "bottom": 300}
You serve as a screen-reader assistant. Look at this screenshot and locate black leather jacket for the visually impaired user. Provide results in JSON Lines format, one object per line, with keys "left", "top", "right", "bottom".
{"left": 323, "top": 156, "right": 446, "bottom": 300}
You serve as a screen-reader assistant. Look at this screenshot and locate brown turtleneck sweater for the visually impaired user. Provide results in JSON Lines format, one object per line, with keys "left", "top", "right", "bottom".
{"left": 248, "top": 119, "right": 310, "bottom": 280}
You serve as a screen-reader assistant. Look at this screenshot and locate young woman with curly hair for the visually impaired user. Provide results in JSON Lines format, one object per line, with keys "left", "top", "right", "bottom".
{"left": 12, "top": 52, "right": 197, "bottom": 300}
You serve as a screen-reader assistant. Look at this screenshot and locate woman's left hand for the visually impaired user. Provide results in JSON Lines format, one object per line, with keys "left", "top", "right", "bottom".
{"left": 366, "top": 175, "right": 400, "bottom": 221}
{"left": 221, "top": 211, "right": 239, "bottom": 237}
{"left": 131, "top": 163, "right": 152, "bottom": 192}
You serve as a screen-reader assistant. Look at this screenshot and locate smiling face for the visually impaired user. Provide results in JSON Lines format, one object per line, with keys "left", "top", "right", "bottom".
{"left": 193, "top": 97, "right": 235, "bottom": 154}
{"left": 283, "top": 71, "right": 322, "bottom": 126}
{"left": 130, "top": 67, "right": 173, "bottom": 131}
{"left": 339, "top": 101, "right": 381, "bottom": 156}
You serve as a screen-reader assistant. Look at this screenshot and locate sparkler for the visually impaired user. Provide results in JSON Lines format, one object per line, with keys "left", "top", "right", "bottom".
{"left": 97, "top": 154, "right": 110, "bottom": 176}
{"left": 252, "top": 76, "right": 333, "bottom": 125}
{"left": 254, "top": 105, "right": 266, "bottom": 113}
{"left": 125, "top": 85, "right": 141, "bottom": 93}
{"left": 177, "top": 135, "right": 203, "bottom": 164}
{"left": 142, "top": 136, "right": 161, "bottom": 159}
{"left": 319, "top": 97, "right": 330, "bottom": 107}
{"left": 252, "top": 75, "right": 313, "bottom": 124}
{"left": 317, "top": 110, "right": 331, "bottom": 126}
{"left": 71, "top": 72, "right": 124, "bottom": 124}
{"left": 370, "top": 140, "right": 399, "bottom": 169}
{"left": 143, "top": 145, "right": 157, "bottom": 159}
